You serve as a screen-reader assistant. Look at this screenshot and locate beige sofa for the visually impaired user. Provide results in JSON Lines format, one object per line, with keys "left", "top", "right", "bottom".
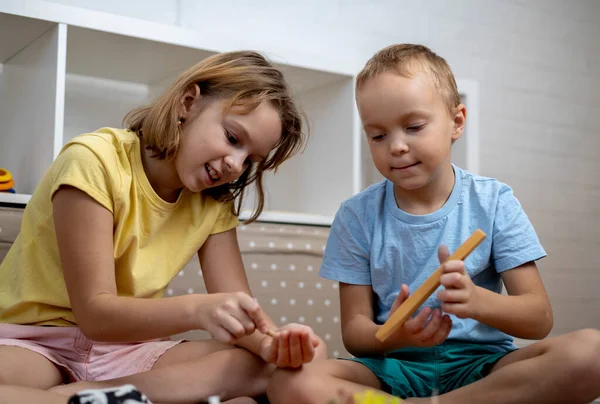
{"left": 0, "top": 205, "right": 349, "bottom": 359}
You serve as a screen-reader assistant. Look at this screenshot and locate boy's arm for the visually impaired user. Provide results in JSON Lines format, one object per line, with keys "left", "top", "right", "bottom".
{"left": 439, "top": 257, "right": 553, "bottom": 340}
{"left": 340, "top": 283, "right": 388, "bottom": 357}
{"left": 340, "top": 283, "right": 452, "bottom": 356}
{"left": 446, "top": 183, "right": 552, "bottom": 340}
{"left": 473, "top": 261, "right": 553, "bottom": 339}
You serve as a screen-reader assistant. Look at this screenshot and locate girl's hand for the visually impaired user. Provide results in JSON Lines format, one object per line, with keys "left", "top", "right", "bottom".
{"left": 195, "top": 292, "right": 267, "bottom": 343}
{"left": 259, "top": 323, "right": 321, "bottom": 368}
{"left": 385, "top": 284, "right": 452, "bottom": 350}
{"left": 437, "top": 245, "right": 481, "bottom": 319}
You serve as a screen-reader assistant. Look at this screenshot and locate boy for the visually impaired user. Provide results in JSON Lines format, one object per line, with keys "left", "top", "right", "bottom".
{"left": 266, "top": 44, "right": 600, "bottom": 404}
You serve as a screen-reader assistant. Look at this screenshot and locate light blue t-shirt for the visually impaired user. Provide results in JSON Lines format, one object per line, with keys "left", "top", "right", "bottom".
{"left": 320, "top": 165, "right": 546, "bottom": 351}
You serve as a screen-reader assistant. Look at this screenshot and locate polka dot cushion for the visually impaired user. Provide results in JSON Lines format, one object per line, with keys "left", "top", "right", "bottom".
{"left": 167, "top": 221, "right": 349, "bottom": 359}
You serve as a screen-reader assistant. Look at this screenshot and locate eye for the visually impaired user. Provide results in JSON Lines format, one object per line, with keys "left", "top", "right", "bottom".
{"left": 371, "top": 133, "right": 386, "bottom": 142}
{"left": 225, "top": 130, "right": 239, "bottom": 145}
{"left": 407, "top": 124, "right": 425, "bottom": 132}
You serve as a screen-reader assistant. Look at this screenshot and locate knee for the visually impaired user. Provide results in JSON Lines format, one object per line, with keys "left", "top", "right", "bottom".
{"left": 267, "top": 366, "right": 319, "bottom": 404}
{"left": 560, "top": 329, "right": 600, "bottom": 378}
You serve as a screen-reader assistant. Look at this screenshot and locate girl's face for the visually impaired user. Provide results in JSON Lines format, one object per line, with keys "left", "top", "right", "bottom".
{"left": 175, "top": 85, "right": 282, "bottom": 193}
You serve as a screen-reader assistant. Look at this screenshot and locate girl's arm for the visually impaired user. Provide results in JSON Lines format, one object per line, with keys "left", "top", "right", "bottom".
{"left": 198, "top": 226, "right": 327, "bottom": 363}
{"left": 197, "top": 228, "right": 271, "bottom": 354}
{"left": 53, "top": 186, "right": 262, "bottom": 342}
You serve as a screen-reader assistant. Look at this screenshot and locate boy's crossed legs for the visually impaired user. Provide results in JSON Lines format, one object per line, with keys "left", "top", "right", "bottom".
{"left": 268, "top": 329, "right": 600, "bottom": 404}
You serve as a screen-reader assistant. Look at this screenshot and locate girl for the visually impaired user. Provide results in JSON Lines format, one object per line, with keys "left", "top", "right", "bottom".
{"left": 0, "top": 51, "right": 325, "bottom": 404}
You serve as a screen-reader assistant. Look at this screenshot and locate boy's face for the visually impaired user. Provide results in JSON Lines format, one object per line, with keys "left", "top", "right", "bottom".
{"left": 357, "top": 72, "right": 465, "bottom": 193}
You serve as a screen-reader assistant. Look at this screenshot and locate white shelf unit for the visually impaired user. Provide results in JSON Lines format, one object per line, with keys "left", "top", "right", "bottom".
{"left": 0, "top": 1, "right": 480, "bottom": 219}
{"left": 0, "top": 1, "right": 358, "bottom": 218}
{"left": 0, "top": 12, "right": 65, "bottom": 197}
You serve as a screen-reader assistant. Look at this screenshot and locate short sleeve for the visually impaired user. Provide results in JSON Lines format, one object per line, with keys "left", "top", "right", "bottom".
{"left": 492, "top": 185, "right": 546, "bottom": 272}
{"left": 209, "top": 200, "right": 239, "bottom": 235}
{"left": 319, "top": 203, "right": 371, "bottom": 285}
{"left": 50, "top": 143, "right": 114, "bottom": 213}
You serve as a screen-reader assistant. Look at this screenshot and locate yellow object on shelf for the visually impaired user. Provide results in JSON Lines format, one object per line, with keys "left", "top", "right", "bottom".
{"left": 0, "top": 179, "right": 15, "bottom": 191}
{"left": 0, "top": 168, "right": 12, "bottom": 183}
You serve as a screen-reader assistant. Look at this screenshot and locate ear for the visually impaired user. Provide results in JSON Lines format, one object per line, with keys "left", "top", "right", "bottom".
{"left": 180, "top": 83, "right": 201, "bottom": 120}
{"left": 451, "top": 103, "right": 467, "bottom": 142}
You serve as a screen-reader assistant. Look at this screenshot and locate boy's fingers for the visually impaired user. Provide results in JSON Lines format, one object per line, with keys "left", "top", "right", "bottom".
{"left": 438, "top": 245, "right": 450, "bottom": 263}
{"left": 442, "top": 302, "right": 469, "bottom": 318}
{"left": 391, "top": 284, "right": 410, "bottom": 313}
{"left": 404, "top": 307, "right": 431, "bottom": 333}
{"left": 442, "top": 260, "right": 465, "bottom": 274}
{"left": 417, "top": 309, "right": 441, "bottom": 340}
{"left": 289, "top": 333, "right": 303, "bottom": 367}
{"left": 440, "top": 272, "right": 463, "bottom": 289}
{"left": 438, "top": 289, "right": 465, "bottom": 303}
{"left": 277, "top": 330, "right": 291, "bottom": 367}
{"left": 426, "top": 315, "right": 452, "bottom": 346}
{"left": 437, "top": 316, "right": 453, "bottom": 344}
{"left": 401, "top": 284, "right": 410, "bottom": 298}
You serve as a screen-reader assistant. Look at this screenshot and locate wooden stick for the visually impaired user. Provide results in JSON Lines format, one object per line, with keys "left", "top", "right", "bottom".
{"left": 375, "top": 229, "right": 486, "bottom": 342}
{"left": 266, "top": 329, "right": 278, "bottom": 338}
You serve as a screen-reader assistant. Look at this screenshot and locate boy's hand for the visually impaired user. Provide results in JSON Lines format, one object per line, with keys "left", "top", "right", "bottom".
{"left": 437, "top": 245, "right": 481, "bottom": 319}
{"left": 386, "top": 284, "right": 452, "bottom": 349}
{"left": 259, "top": 323, "right": 321, "bottom": 368}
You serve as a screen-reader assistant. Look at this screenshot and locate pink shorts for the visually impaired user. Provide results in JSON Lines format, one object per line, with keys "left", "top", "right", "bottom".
{"left": 0, "top": 323, "right": 183, "bottom": 382}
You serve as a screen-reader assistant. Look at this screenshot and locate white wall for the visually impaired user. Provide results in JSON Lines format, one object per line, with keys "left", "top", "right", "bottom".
{"left": 45, "top": 0, "right": 180, "bottom": 24}
{"left": 43, "top": 0, "right": 600, "bottom": 336}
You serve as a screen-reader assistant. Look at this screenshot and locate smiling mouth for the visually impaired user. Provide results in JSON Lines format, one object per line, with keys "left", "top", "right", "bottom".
{"left": 205, "top": 164, "right": 221, "bottom": 182}
{"left": 393, "top": 162, "right": 420, "bottom": 170}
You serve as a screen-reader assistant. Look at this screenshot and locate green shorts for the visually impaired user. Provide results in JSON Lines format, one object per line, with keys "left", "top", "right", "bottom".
{"left": 345, "top": 341, "right": 516, "bottom": 398}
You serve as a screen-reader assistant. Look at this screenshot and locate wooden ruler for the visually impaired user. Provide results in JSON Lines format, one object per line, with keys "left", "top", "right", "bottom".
{"left": 375, "top": 229, "right": 486, "bottom": 342}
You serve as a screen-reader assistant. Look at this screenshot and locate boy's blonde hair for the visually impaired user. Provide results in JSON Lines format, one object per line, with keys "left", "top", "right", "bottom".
{"left": 356, "top": 44, "right": 461, "bottom": 113}
{"left": 124, "top": 51, "right": 306, "bottom": 223}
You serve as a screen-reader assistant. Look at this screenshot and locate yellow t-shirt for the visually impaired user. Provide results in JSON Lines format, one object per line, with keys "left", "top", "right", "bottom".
{"left": 0, "top": 128, "right": 239, "bottom": 326}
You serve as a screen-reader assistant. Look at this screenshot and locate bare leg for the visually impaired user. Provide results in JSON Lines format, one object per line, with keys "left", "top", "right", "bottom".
{"left": 222, "top": 398, "right": 257, "bottom": 404}
{"left": 0, "top": 346, "right": 68, "bottom": 404}
{"left": 267, "top": 358, "right": 387, "bottom": 404}
{"left": 407, "top": 329, "right": 600, "bottom": 404}
{"left": 52, "top": 340, "right": 273, "bottom": 403}
{"left": 0, "top": 385, "right": 69, "bottom": 404}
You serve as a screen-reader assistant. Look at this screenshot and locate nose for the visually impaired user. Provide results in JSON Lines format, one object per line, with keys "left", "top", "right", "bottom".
{"left": 224, "top": 150, "right": 247, "bottom": 176}
{"left": 390, "top": 132, "right": 409, "bottom": 155}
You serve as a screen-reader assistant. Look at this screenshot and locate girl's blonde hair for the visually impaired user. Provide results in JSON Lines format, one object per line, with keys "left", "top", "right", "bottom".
{"left": 124, "top": 51, "right": 307, "bottom": 223}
